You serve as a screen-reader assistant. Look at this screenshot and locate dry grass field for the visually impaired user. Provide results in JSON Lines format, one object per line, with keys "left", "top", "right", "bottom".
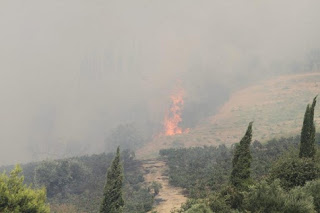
{"left": 138, "top": 73, "right": 320, "bottom": 158}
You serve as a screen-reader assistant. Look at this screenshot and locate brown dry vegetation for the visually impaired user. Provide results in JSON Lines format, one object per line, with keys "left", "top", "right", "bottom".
{"left": 141, "top": 160, "right": 187, "bottom": 213}
{"left": 138, "top": 73, "right": 320, "bottom": 158}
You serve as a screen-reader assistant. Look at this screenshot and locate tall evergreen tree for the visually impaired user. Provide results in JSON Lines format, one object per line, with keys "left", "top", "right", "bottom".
{"left": 299, "top": 96, "right": 317, "bottom": 158}
{"left": 230, "top": 122, "right": 253, "bottom": 189}
{"left": 100, "top": 147, "right": 124, "bottom": 213}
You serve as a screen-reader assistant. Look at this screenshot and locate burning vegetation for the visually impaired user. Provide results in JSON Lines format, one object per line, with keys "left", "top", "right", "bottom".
{"left": 162, "top": 87, "right": 189, "bottom": 136}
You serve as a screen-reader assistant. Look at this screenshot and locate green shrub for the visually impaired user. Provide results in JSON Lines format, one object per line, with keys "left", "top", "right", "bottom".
{"left": 177, "top": 199, "right": 199, "bottom": 212}
{"left": 207, "top": 194, "right": 232, "bottom": 213}
{"left": 269, "top": 152, "right": 320, "bottom": 189}
{"left": 0, "top": 165, "right": 50, "bottom": 213}
{"left": 244, "top": 180, "right": 315, "bottom": 213}
{"left": 185, "top": 204, "right": 213, "bottom": 213}
{"left": 220, "top": 185, "right": 244, "bottom": 209}
{"left": 284, "top": 186, "right": 315, "bottom": 213}
{"left": 244, "top": 180, "right": 285, "bottom": 212}
{"left": 34, "top": 159, "right": 89, "bottom": 197}
{"left": 303, "top": 179, "right": 320, "bottom": 212}
{"left": 148, "top": 181, "right": 162, "bottom": 196}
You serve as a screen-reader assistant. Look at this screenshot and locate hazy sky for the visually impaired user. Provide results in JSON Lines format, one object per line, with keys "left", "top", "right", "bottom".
{"left": 0, "top": 0, "right": 320, "bottom": 165}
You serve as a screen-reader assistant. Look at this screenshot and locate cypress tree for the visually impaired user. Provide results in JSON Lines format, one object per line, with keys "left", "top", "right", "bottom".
{"left": 299, "top": 96, "right": 317, "bottom": 158}
{"left": 100, "top": 147, "right": 124, "bottom": 213}
{"left": 230, "top": 122, "right": 253, "bottom": 189}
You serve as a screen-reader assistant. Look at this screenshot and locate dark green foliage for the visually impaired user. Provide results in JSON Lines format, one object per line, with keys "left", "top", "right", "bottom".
{"left": 160, "top": 135, "right": 300, "bottom": 198}
{"left": 148, "top": 181, "right": 162, "bottom": 196}
{"left": 174, "top": 199, "right": 200, "bottom": 212}
{"left": 123, "top": 187, "right": 153, "bottom": 212}
{"left": 244, "top": 180, "right": 315, "bottom": 213}
{"left": 0, "top": 150, "right": 154, "bottom": 213}
{"left": 303, "top": 179, "right": 320, "bottom": 212}
{"left": 230, "top": 122, "right": 253, "bottom": 189}
{"left": 175, "top": 194, "right": 235, "bottom": 213}
{"left": 172, "top": 199, "right": 213, "bottom": 213}
{"left": 100, "top": 147, "right": 124, "bottom": 213}
{"left": 207, "top": 194, "right": 232, "bottom": 213}
{"left": 185, "top": 204, "right": 213, "bottom": 213}
{"left": 34, "top": 159, "right": 89, "bottom": 197}
{"left": 220, "top": 185, "right": 244, "bottom": 209}
{"left": 160, "top": 145, "right": 232, "bottom": 198}
{"left": 251, "top": 136, "right": 300, "bottom": 180}
{"left": 244, "top": 180, "right": 286, "bottom": 212}
{"left": 269, "top": 151, "right": 320, "bottom": 189}
{"left": 300, "top": 96, "right": 317, "bottom": 158}
{"left": 270, "top": 98, "right": 320, "bottom": 190}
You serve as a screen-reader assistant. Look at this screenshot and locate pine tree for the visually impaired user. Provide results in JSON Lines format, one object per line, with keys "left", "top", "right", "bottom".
{"left": 230, "top": 122, "right": 253, "bottom": 189}
{"left": 0, "top": 165, "right": 50, "bottom": 212}
{"left": 100, "top": 147, "right": 124, "bottom": 213}
{"left": 299, "top": 96, "right": 317, "bottom": 158}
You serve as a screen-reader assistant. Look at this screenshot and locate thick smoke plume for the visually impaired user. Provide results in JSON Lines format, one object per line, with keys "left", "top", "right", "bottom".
{"left": 0, "top": 0, "right": 320, "bottom": 164}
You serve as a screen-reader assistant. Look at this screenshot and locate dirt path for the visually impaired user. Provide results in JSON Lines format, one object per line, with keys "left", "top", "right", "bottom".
{"left": 141, "top": 159, "right": 187, "bottom": 213}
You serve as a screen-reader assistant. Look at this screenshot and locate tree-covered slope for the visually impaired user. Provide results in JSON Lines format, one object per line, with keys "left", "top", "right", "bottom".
{"left": 0, "top": 150, "right": 154, "bottom": 213}
{"left": 159, "top": 135, "right": 303, "bottom": 198}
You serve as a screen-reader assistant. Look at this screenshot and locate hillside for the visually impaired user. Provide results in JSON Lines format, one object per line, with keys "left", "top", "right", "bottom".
{"left": 0, "top": 151, "right": 155, "bottom": 213}
{"left": 138, "top": 73, "right": 320, "bottom": 157}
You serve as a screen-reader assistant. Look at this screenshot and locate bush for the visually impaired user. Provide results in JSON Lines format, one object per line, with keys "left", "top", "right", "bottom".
{"left": 176, "top": 199, "right": 199, "bottom": 212}
{"left": 0, "top": 165, "right": 50, "bottom": 213}
{"left": 244, "top": 180, "right": 315, "bottom": 213}
{"left": 34, "top": 159, "right": 89, "bottom": 197}
{"left": 185, "top": 204, "right": 213, "bottom": 213}
{"left": 220, "top": 185, "right": 244, "bottom": 209}
{"left": 284, "top": 186, "right": 315, "bottom": 213}
{"left": 269, "top": 151, "right": 320, "bottom": 189}
{"left": 148, "top": 181, "right": 162, "bottom": 196}
{"left": 207, "top": 194, "right": 232, "bottom": 213}
{"left": 303, "top": 179, "right": 320, "bottom": 212}
{"left": 124, "top": 187, "right": 154, "bottom": 212}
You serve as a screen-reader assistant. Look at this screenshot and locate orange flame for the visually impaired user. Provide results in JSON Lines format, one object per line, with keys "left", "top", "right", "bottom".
{"left": 163, "top": 87, "right": 189, "bottom": 136}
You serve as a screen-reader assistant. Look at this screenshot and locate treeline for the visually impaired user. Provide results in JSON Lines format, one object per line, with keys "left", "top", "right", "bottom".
{"left": 0, "top": 150, "right": 154, "bottom": 213}
{"left": 160, "top": 136, "right": 300, "bottom": 198}
{"left": 160, "top": 96, "right": 320, "bottom": 212}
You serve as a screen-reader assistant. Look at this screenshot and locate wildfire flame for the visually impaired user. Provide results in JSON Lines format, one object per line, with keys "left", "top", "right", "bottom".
{"left": 163, "top": 87, "right": 189, "bottom": 136}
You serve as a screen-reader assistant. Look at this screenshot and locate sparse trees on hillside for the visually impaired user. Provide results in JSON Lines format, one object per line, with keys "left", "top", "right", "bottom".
{"left": 300, "top": 96, "right": 317, "bottom": 158}
{"left": 100, "top": 147, "right": 124, "bottom": 213}
{"left": 230, "top": 122, "right": 253, "bottom": 190}
{"left": 34, "top": 159, "right": 89, "bottom": 198}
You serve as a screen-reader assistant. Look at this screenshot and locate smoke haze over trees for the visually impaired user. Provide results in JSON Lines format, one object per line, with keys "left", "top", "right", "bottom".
{"left": 1, "top": 0, "right": 320, "bottom": 164}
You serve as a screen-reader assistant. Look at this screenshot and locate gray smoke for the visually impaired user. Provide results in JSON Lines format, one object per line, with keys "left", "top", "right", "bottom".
{"left": 0, "top": 0, "right": 320, "bottom": 164}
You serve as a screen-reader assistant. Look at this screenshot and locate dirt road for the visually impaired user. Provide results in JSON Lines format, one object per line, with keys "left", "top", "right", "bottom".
{"left": 141, "top": 159, "right": 187, "bottom": 213}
